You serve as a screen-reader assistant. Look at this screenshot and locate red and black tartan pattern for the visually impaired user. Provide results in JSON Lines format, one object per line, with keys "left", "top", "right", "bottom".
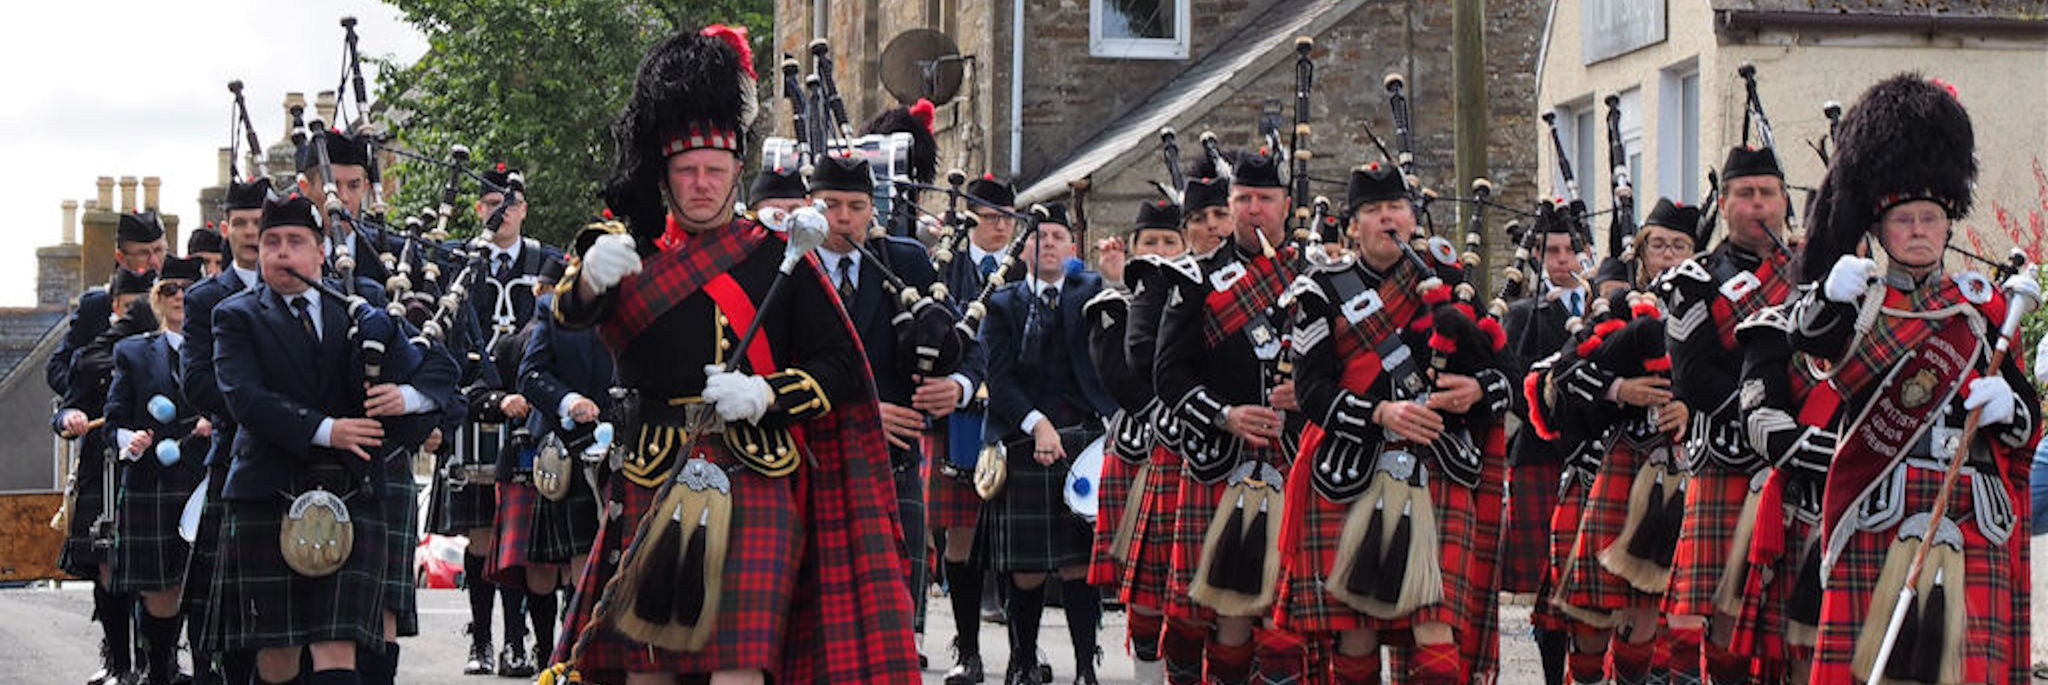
{"left": 1708, "top": 250, "right": 1793, "bottom": 350}
{"left": 598, "top": 220, "right": 769, "bottom": 350}
{"left": 1532, "top": 476, "right": 1587, "bottom": 632}
{"left": 1501, "top": 459, "right": 1564, "bottom": 594}
{"left": 1118, "top": 446, "right": 1182, "bottom": 610}
{"left": 1088, "top": 443, "right": 1140, "bottom": 586}
{"left": 381, "top": 475, "right": 421, "bottom": 638}
{"left": 569, "top": 223, "right": 919, "bottom": 683}
{"left": 111, "top": 475, "right": 201, "bottom": 593}
{"left": 1163, "top": 441, "right": 1289, "bottom": 621}
{"left": 1812, "top": 466, "right": 2029, "bottom": 685}
{"left": 1273, "top": 425, "right": 1479, "bottom": 635}
{"left": 1724, "top": 486, "right": 1816, "bottom": 667}
{"left": 924, "top": 433, "right": 982, "bottom": 530}
{"left": 1200, "top": 251, "right": 1297, "bottom": 348}
{"left": 1461, "top": 424, "right": 1509, "bottom": 679}
{"left": 1665, "top": 466, "right": 1751, "bottom": 618}
{"left": 488, "top": 482, "right": 562, "bottom": 587}
{"left": 1328, "top": 258, "right": 1427, "bottom": 365}
{"left": 1826, "top": 280, "right": 1989, "bottom": 408}
{"left": 1557, "top": 439, "right": 1668, "bottom": 617}
{"left": 556, "top": 444, "right": 803, "bottom": 677}
{"left": 211, "top": 497, "right": 389, "bottom": 651}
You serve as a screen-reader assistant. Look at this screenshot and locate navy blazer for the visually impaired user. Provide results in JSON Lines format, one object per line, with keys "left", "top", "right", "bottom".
{"left": 106, "top": 332, "right": 207, "bottom": 488}
{"left": 519, "top": 293, "right": 616, "bottom": 427}
{"left": 981, "top": 269, "right": 1118, "bottom": 444}
{"left": 214, "top": 279, "right": 456, "bottom": 500}
{"left": 181, "top": 267, "right": 255, "bottom": 468}
{"left": 48, "top": 288, "right": 113, "bottom": 395}
{"left": 837, "top": 235, "right": 942, "bottom": 406}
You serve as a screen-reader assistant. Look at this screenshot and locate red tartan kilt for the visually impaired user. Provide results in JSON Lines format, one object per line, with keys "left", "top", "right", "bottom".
{"left": 1665, "top": 466, "right": 1750, "bottom": 618}
{"left": 1532, "top": 477, "right": 1586, "bottom": 631}
{"left": 487, "top": 482, "right": 560, "bottom": 586}
{"left": 1502, "top": 459, "right": 1563, "bottom": 594}
{"left": 924, "top": 433, "right": 982, "bottom": 530}
{"left": 1726, "top": 497, "right": 1814, "bottom": 664}
{"left": 1165, "top": 473, "right": 1223, "bottom": 622}
{"left": 1463, "top": 429, "right": 1510, "bottom": 680}
{"left": 1275, "top": 430, "right": 1478, "bottom": 635}
{"left": 1118, "top": 447, "right": 1181, "bottom": 611}
{"left": 1558, "top": 440, "right": 1664, "bottom": 617}
{"left": 1812, "top": 465, "right": 2027, "bottom": 685}
{"left": 556, "top": 445, "right": 802, "bottom": 678}
{"left": 1087, "top": 449, "right": 1141, "bottom": 587}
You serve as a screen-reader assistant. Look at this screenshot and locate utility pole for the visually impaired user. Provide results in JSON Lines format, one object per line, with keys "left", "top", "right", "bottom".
{"left": 1452, "top": 0, "right": 1489, "bottom": 284}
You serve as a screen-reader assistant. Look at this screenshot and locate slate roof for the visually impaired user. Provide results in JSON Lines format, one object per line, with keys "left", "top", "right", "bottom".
{"left": 1016, "top": 0, "right": 1368, "bottom": 204}
{"left": 0, "top": 310, "right": 64, "bottom": 385}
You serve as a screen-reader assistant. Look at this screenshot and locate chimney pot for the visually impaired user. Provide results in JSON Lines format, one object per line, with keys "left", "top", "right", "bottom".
{"left": 119, "top": 176, "right": 139, "bottom": 212}
{"left": 315, "top": 91, "right": 338, "bottom": 128}
{"left": 217, "top": 148, "right": 234, "bottom": 185}
{"left": 142, "top": 177, "right": 162, "bottom": 210}
{"left": 61, "top": 200, "right": 78, "bottom": 244}
{"left": 283, "top": 92, "right": 307, "bottom": 141}
{"left": 96, "top": 177, "right": 115, "bottom": 209}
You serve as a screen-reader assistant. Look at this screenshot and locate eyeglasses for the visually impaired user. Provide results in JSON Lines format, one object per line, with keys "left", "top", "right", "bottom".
{"left": 154, "top": 281, "right": 186, "bottom": 296}
{"left": 1642, "top": 240, "right": 1694, "bottom": 255}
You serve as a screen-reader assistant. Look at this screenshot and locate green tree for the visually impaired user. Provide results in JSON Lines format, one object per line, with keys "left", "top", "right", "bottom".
{"left": 375, "top": 0, "right": 771, "bottom": 248}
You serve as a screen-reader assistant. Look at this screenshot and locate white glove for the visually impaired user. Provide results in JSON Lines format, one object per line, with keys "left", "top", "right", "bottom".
{"left": 1965, "top": 375, "right": 2017, "bottom": 426}
{"left": 1824, "top": 255, "right": 1878, "bottom": 303}
{"left": 702, "top": 364, "right": 772, "bottom": 424}
{"left": 581, "top": 233, "right": 643, "bottom": 294}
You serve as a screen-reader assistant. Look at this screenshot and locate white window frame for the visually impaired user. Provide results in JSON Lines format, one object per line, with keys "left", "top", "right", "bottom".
{"left": 1090, "top": 0, "right": 1190, "bottom": 60}
{"left": 1657, "top": 60, "right": 1701, "bottom": 205}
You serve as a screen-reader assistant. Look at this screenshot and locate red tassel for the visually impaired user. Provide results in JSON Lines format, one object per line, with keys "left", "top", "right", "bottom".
{"left": 1429, "top": 332, "right": 1458, "bottom": 355}
{"left": 1478, "top": 318, "right": 1507, "bottom": 351}
{"left": 1424, "top": 285, "right": 1452, "bottom": 305}
{"left": 1577, "top": 335, "right": 1605, "bottom": 358}
{"left": 1643, "top": 355, "right": 1672, "bottom": 372}
{"left": 1594, "top": 319, "right": 1627, "bottom": 337}
{"left": 1631, "top": 299, "right": 1661, "bottom": 319}
{"left": 1410, "top": 314, "right": 1433, "bottom": 333}
{"left": 1452, "top": 302, "right": 1475, "bottom": 320}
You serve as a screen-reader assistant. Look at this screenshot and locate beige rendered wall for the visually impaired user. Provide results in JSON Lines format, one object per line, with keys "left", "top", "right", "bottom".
{"left": 1540, "top": 0, "right": 2048, "bottom": 256}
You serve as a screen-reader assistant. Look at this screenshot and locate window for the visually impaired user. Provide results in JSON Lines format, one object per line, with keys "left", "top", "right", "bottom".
{"left": 1616, "top": 88, "right": 1644, "bottom": 206}
{"left": 1547, "top": 100, "right": 1598, "bottom": 204}
{"left": 1091, "top": 0, "right": 1190, "bottom": 59}
{"left": 1656, "top": 64, "right": 1702, "bottom": 204}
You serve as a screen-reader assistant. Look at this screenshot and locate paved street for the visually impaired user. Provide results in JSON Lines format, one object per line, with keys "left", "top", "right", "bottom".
{"left": 0, "top": 582, "right": 1552, "bottom": 683}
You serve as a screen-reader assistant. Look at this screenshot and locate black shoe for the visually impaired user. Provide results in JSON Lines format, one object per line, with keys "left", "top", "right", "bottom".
{"left": 1071, "top": 647, "right": 1098, "bottom": 685}
{"left": 943, "top": 653, "right": 984, "bottom": 684}
{"left": 1004, "top": 658, "right": 1042, "bottom": 685}
{"left": 920, "top": 651, "right": 929, "bottom": 669}
{"left": 498, "top": 641, "right": 536, "bottom": 678}
{"left": 463, "top": 637, "right": 494, "bottom": 676}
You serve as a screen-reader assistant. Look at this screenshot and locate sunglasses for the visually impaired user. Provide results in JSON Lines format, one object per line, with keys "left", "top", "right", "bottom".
{"left": 154, "top": 281, "right": 187, "bottom": 296}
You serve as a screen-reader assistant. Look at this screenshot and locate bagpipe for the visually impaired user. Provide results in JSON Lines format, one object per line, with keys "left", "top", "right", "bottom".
{"left": 763, "top": 39, "right": 971, "bottom": 384}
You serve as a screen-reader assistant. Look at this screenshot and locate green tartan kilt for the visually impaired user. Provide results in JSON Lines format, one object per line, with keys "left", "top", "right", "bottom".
{"left": 212, "top": 497, "right": 389, "bottom": 651}
{"left": 111, "top": 474, "right": 201, "bottom": 593}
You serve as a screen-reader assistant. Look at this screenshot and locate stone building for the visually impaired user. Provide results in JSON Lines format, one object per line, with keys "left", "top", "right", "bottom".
{"left": 774, "top": 0, "right": 1549, "bottom": 259}
{"left": 0, "top": 178, "right": 180, "bottom": 493}
{"left": 1535, "top": 0, "right": 2048, "bottom": 254}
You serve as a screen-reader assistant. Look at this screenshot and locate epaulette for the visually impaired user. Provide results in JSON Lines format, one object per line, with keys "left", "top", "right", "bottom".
{"left": 1952, "top": 270, "right": 1994, "bottom": 305}
{"left": 1082, "top": 287, "right": 1128, "bottom": 323}
{"left": 1124, "top": 253, "right": 1166, "bottom": 285}
{"left": 1159, "top": 253, "right": 1203, "bottom": 285}
{"left": 1288, "top": 273, "right": 1329, "bottom": 306}
{"left": 1735, "top": 302, "right": 1794, "bottom": 334}
{"left": 1303, "top": 248, "right": 1356, "bottom": 274}
{"left": 1659, "top": 258, "right": 1713, "bottom": 287}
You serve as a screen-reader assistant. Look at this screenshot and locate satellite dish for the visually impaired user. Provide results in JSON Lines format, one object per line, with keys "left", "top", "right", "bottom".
{"left": 881, "top": 28, "right": 965, "bottom": 105}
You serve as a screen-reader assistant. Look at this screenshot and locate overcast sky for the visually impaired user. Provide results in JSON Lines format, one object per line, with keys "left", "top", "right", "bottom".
{"left": 0, "top": 1, "right": 430, "bottom": 307}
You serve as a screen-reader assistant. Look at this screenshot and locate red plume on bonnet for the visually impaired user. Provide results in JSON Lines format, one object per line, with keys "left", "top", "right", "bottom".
{"left": 700, "top": 24, "right": 755, "bottom": 78}
{"left": 909, "top": 98, "right": 936, "bottom": 132}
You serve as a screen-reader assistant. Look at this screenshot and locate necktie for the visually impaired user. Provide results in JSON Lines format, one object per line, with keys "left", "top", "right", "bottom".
{"left": 1042, "top": 285, "right": 1060, "bottom": 311}
{"left": 979, "top": 254, "right": 998, "bottom": 278}
{"left": 291, "top": 296, "right": 318, "bottom": 341}
{"left": 168, "top": 343, "right": 182, "bottom": 385}
{"left": 837, "top": 258, "right": 857, "bottom": 301}
{"left": 496, "top": 253, "right": 513, "bottom": 281}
